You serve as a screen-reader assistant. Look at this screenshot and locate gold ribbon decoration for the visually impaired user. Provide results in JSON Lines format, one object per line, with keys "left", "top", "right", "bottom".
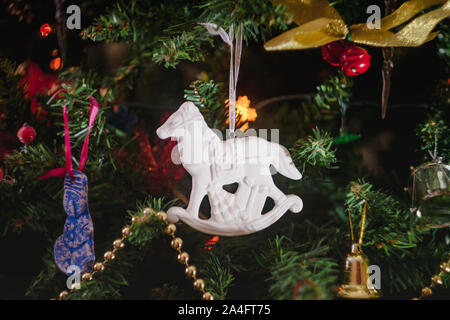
{"left": 347, "top": 199, "right": 368, "bottom": 248}
{"left": 264, "top": 0, "right": 450, "bottom": 51}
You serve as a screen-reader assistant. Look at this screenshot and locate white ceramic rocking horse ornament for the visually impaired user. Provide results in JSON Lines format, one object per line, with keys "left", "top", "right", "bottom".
{"left": 156, "top": 101, "right": 303, "bottom": 236}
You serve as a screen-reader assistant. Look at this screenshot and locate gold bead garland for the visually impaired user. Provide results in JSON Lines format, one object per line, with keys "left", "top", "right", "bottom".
{"left": 55, "top": 228, "right": 129, "bottom": 299}
{"left": 413, "top": 255, "right": 450, "bottom": 300}
{"left": 104, "top": 251, "right": 116, "bottom": 261}
{"left": 55, "top": 207, "right": 215, "bottom": 300}
{"left": 81, "top": 273, "right": 93, "bottom": 282}
{"left": 159, "top": 210, "right": 215, "bottom": 300}
{"left": 55, "top": 221, "right": 134, "bottom": 299}
{"left": 171, "top": 237, "right": 183, "bottom": 250}
{"left": 185, "top": 265, "right": 197, "bottom": 278}
{"left": 58, "top": 290, "right": 68, "bottom": 300}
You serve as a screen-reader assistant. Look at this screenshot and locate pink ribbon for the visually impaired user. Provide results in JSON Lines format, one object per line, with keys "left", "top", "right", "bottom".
{"left": 39, "top": 96, "right": 99, "bottom": 181}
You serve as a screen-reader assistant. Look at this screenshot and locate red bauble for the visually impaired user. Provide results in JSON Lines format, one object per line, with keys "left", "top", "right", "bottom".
{"left": 321, "top": 40, "right": 349, "bottom": 66}
{"left": 339, "top": 46, "right": 371, "bottom": 76}
{"left": 17, "top": 123, "right": 36, "bottom": 145}
{"left": 0, "top": 167, "right": 3, "bottom": 181}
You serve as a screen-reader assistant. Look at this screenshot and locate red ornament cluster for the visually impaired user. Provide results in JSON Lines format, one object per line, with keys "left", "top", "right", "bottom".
{"left": 134, "top": 115, "right": 186, "bottom": 195}
{"left": 18, "top": 61, "right": 60, "bottom": 120}
{"left": 17, "top": 123, "right": 36, "bottom": 145}
{"left": 321, "top": 40, "right": 371, "bottom": 76}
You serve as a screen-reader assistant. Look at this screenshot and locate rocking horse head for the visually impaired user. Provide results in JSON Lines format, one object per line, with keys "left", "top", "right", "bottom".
{"left": 156, "top": 101, "right": 204, "bottom": 140}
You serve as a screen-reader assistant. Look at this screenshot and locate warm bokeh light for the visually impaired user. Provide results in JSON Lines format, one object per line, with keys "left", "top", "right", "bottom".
{"left": 40, "top": 23, "right": 51, "bottom": 37}
{"left": 49, "top": 57, "right": 63, "bottom": 71}
{"left": 204, "top": 235, "right": 220, "bottom": 250}
{"left": 226, "top": 96, "right": 257, "bottom": 131}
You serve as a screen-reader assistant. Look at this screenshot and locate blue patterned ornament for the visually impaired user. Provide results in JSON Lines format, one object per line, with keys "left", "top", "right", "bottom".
{"left": 54, "top": 170, "right": 95, "bottom": 275}
{"left": 39, "top": 97, "right": 100, "bottom": 275}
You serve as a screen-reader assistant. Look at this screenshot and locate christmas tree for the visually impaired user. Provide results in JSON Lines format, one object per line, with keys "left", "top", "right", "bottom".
{"left": 0, "top": 0, "right": 449, "bottom": 301}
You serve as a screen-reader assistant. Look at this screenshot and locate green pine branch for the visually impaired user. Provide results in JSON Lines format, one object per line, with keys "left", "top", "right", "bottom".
{"left": 262, "top": 236, "right": 339, "bottom": 300}
{"left": 290, "top": 127, "right": 339, "bottom": 175}
{"left": 184, "top": 79, "right": 228, "bottom": 129}
{"left": 201, "top": 254, "right": 235, "bottom": 299}
{"left": 313, "top": 71, "right": 353, "bottom": 117}
{"left": 81, "top": 0, "right": 290, "bottom": 68}
{"left": 344, "top": 180, "right": 450, "bottom": 295}
{"left": 416, "top": 109, "right": 450, "bottom": 161}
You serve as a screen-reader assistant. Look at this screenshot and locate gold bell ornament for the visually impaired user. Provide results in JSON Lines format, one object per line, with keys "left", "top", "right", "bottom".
{"left": 337, "top": 200, "right": 380, "bottom": 299}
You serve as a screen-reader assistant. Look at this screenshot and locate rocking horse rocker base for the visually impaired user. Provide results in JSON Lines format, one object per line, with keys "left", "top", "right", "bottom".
{"left": 167, "top": 194, "right": 303, "bottom": 236}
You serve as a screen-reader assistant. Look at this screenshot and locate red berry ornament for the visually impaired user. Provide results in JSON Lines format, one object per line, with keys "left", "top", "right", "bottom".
{"left": 17, "top": 123, "right": 36, "bottom": 145}
{"left": 339, "top": 46, "right": 371, "bottom": 76}
{"left": 321, "top": 40, "right": 349, "bottom": 67}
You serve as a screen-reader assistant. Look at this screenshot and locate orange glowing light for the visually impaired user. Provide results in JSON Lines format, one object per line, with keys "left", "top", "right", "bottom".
{"left": 40, "top": 24, "right": 51, "bottom": 37}
{"left": 225, "top": 96, "right": 257, "bottom": 131}
{"left": 49, "top": 57, "right": 63, "bottom": 71}
{"left": 204, "top": 235, "right": 220, "bottom": 250}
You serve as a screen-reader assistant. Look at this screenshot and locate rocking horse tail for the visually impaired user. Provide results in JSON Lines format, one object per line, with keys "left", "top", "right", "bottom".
{"left": 271, "top": 143, "right": 302, "bottom": 180}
